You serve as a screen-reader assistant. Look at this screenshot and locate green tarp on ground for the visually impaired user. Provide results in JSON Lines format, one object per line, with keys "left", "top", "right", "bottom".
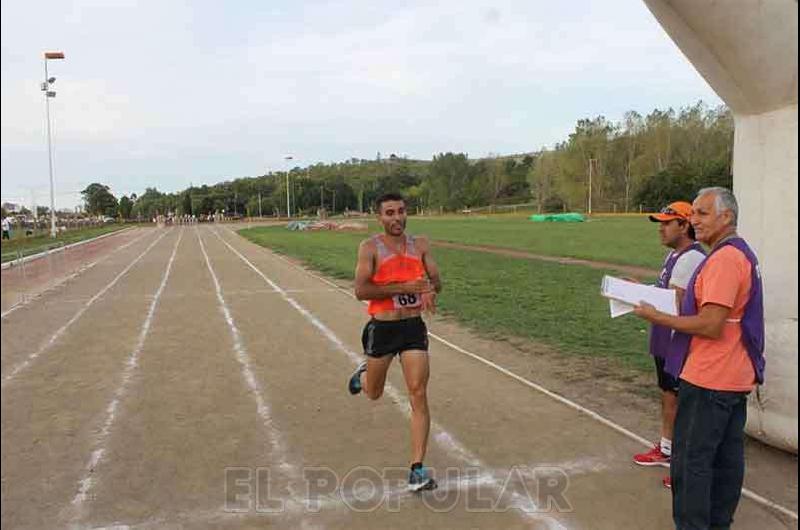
{"left": 529, "top": 213, "right": 586, "bottom": 222}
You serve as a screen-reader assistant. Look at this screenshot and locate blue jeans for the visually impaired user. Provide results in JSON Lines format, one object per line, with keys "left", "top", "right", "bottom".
{"left": 671, "top": 380, "right": 749, "bottom": 530}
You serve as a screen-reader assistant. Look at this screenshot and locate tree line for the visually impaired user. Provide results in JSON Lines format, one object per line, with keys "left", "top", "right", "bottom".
{"left": 80, "top": 100, "right": 733, "bottom": 219}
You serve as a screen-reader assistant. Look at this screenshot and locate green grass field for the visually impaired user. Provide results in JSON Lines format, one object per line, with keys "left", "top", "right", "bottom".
{"left": 306, "top": 215, "right": 665, "bottom": 269}
{"left": 239, "top": 226, "right": 655, "bottom": 371}
{"left": 405, "top": 215, "right": 665, "bottom": 269}
{"left": 0, "top": 225, "right": 129, "bottom": 263}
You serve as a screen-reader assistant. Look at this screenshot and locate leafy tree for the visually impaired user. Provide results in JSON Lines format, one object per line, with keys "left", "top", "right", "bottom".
{"left": 118, "top": 196, "right": 133, "bottom": 219}
{"left": 81, "top": 183, "right": 118, "bottom": 216}
{"left": 181, "top": 193, "right": 192, "bottom": 216}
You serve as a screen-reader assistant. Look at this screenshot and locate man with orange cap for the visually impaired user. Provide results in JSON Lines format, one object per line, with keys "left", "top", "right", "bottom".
{"left": 633, "top": 201, "right": 705, "bottom": 479}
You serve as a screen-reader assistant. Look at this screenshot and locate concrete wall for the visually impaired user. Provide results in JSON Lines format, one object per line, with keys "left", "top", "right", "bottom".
{"left": 643, "top": 0, "right": 798, "bottom": 453}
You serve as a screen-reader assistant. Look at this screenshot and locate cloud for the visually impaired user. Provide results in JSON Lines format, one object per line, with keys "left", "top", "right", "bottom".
{"left": 1, "top": 0, "right": 721, "bottom": 208}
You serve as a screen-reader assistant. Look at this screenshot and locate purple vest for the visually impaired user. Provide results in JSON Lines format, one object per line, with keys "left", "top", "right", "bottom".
{"left": 665, "top": 237, "right": 766, "bottom": 384}
{"left": 649, "top": 242, "right": 706, "bottom": 358}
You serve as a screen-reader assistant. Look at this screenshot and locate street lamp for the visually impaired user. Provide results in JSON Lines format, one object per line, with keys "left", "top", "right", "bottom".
{"left": 284, "top": 155, "right": 294, "bottom": 218}
{"left": 42, "top": 51, "right": 65, "bottom": 238}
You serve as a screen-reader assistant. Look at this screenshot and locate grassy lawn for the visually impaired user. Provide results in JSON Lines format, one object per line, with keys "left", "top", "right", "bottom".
{"left": 297, "top": 214, "right": 666, "bottom": 269}
{"left": 404, "top": 215, "right": 666, "bottom": 270}
{"left": 1, "top": 224, "right": 129, "bottom": 263}
{"left": 239, "top": 226, "right": 654, "bottom": 371}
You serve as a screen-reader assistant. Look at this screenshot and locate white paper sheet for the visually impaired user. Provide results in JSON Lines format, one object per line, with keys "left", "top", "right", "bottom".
{"left": 609, "top": 298, "right": 635, "bottom": 318}
{"left": 600, "top": 275, "right": 678, "bottom": 316}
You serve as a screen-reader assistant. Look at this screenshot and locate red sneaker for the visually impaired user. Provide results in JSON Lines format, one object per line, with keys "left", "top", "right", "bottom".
{"left": 633, "top": 443, "right": 671, "bottom": 467}
{"left": 663, "top": 476, "right": 672, "bottom": 489}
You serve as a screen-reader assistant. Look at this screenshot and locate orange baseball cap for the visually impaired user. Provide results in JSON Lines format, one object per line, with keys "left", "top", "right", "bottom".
{"left": 649, "top": 201, "right": 693, "bottom": 222}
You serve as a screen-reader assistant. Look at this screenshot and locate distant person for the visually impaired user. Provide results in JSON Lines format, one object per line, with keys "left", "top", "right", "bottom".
{"left": 2, "top": 216, "right": 10, "bottom": 240}
{"left": 634, "top": 187, "right": 765, "bottom": 530}
{"left": 348, "top": 192, "right": 442, "bottom": 492}
{"left": 633, "top": 202, "right": 705, "bottom": 479}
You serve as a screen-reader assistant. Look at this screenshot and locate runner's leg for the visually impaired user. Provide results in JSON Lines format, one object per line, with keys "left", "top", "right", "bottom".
{"left": 363, "top": 354, "right": 394, "bottom": 400}
{"left": 399, "top": 350, "right": 430, "bottom": 465}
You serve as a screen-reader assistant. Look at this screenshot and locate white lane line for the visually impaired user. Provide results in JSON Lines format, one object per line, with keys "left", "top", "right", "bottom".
{"left": 211, "top": 228, "right": 567, "bottom": 529}
{"left": 1, "top": 230, "right": 170, "bottom": 388}
{"left": 196, "top": 228, "right": 299, "bottom": 479}
{"left": 71, "top": 229, "right": 184, "bottom": 510}
{"left": 1, "top": 229, "right": 151, "bottom": 319}
{"left": 224, "top": 227, "right": 800, "bottom": 523}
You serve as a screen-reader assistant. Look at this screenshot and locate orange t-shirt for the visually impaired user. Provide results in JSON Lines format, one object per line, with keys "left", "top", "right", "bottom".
{"left": 680, "top": 245, "right": 756, "bottom": 392}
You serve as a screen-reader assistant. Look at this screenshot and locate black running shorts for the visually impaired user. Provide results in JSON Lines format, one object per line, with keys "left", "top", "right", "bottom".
{"left": 654, "top": 355, "right": 680, "bottom": 393}
{"left": 361, "top": 317, "right": 429, "bottom": 358}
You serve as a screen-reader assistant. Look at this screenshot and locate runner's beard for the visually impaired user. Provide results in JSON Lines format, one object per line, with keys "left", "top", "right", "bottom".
{"left": 387, "top": 220, "right": 405, "bottom": 235}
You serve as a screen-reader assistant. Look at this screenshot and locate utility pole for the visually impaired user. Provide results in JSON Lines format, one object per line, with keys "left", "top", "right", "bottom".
{"left": 588, "top": 158, "right": 596, "bottom": 215}
{"left": 332, "top": 190, "right": 336, "bottom": 215}
{"left": 258, "top": 192, "right": 262, "bottom": 218}
{"left": 284, "top": 155, "right": 294, "bottom": 218}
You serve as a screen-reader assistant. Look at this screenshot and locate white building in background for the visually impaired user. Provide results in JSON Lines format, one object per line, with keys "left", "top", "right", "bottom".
{"left": 643, "top": 0, "right": 798, "bottom": 454}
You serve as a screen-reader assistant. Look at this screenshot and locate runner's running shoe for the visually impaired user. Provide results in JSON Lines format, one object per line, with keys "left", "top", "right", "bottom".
{"left": 408, "top": 466, "right": 437, "bottom": 492}
{"left": 348, "top": 361, "right": 368, "bottom": 395}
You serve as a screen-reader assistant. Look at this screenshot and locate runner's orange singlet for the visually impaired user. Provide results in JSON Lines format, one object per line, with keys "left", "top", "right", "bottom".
{"left": 367, "top": 234, "right": 426, "bottom": 315}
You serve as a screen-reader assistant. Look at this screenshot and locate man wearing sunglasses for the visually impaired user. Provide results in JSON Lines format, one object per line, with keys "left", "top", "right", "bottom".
{"left": 633, "top": 201, "right": 705, "bottom": 481}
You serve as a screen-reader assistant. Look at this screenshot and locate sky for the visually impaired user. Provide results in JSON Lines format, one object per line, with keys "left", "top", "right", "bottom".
{"left": 1, "top": 0, "right": 722, "bottom": 210}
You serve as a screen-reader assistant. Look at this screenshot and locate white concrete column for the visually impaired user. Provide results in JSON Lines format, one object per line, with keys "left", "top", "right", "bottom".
{"left": 643, "top": 0, "right": 798, "bottom": 453}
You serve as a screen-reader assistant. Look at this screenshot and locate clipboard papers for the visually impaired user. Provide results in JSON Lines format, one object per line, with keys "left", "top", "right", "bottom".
{"left": 601, "top": 275, "right": 678, "bottom": 318}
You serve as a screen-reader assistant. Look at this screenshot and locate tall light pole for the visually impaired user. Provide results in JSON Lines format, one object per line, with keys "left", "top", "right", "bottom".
{"left": 587, "top": 158, "right": 596, "bottom": 216}
{"left": 284, "top": 155, "right": 294, "bottom": 218}
{"left": 42, "top": 51, "right": 65, "bottom": 238}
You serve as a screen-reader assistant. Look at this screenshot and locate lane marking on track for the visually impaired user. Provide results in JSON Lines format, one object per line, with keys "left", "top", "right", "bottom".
{"left": 198, "top": 229, "right": 338, "bottom": 528}
{"left": 1, "top": 229, "right": 152, "bottom": 319}
{"left": 197, "top": 228, "right": 299, "bottom": 478}
{"left": 1, "top": 230, "right": 170, "bottom": 388}
{"left": 75, "top": 474, "right": 501, "bottom": 530}
{"left": 71, "top": 229, "right": 184, "bottom": 512}
{"left": 225, "top": 227, "right": 799, "bottom": 523}
{"left": 35, "top": 288, "right": 341, "bottom": 305}
{"left": 211, "top": 228, "right": 568, "bottom": 530}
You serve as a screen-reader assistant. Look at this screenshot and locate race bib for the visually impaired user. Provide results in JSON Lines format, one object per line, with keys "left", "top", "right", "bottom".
{"left": 392, "top": 293, "right": 422, "bottom": 309}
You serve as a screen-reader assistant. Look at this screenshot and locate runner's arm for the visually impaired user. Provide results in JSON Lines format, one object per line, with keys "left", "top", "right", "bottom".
{"left": 417, "top": 236, "right": 442, "bottom": 293}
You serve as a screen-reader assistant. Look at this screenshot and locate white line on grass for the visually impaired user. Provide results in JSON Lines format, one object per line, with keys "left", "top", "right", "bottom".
{"left": 224, "top": 226, "right": 800, "bottom": 523}
{"left": 71, "top": 228, "right": 183, "bottom": 510}
{"left": 1, "top": 229, "right": 151, "bottom": 319}
{"left": 0, "top": 226, "right": 135, "bottom": 270}
{"left": 1, "top": 230, "right": 170, "bottom": 388}
{"left": 211, "top": 228, "right": 567, "bottom": 530}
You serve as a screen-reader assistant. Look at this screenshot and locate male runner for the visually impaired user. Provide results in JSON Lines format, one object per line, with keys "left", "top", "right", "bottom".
{"left": 347, "top": 192, "right": 442, "bottom": 492}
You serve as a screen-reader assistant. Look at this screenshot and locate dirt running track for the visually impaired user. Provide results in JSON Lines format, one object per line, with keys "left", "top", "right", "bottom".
{"left": 1, "top": 225, "right": 795, "bottom": 529}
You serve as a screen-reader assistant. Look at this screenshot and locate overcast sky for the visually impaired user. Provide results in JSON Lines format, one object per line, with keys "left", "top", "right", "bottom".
{"left": 1, "top": 0, "right": 721, "bottom": 209}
